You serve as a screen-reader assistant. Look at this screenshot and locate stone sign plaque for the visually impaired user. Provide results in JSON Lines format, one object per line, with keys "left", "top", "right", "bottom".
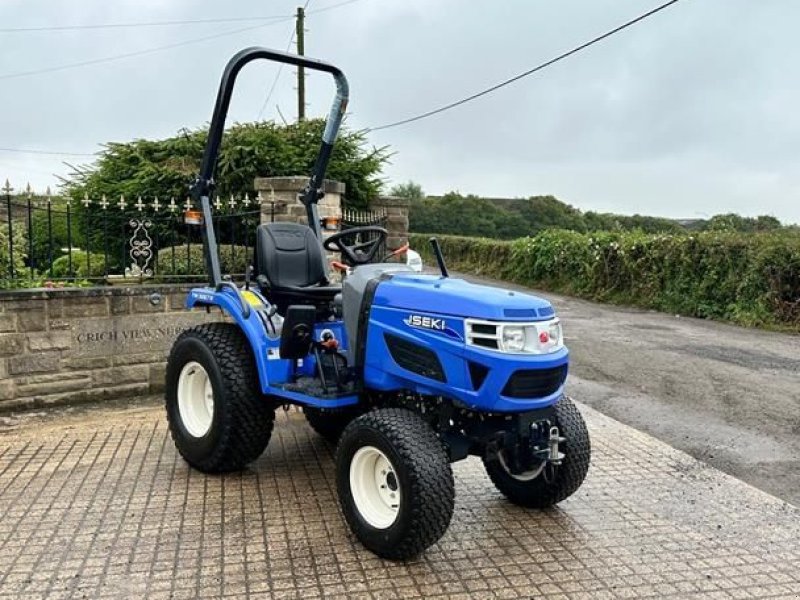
{"left": 71, "top": 312, "right": 216, "bottom": 358}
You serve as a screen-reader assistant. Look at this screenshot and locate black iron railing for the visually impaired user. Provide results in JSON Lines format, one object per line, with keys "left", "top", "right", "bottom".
{"left": 0, "top": 182, "right": 261, "bottom": 287}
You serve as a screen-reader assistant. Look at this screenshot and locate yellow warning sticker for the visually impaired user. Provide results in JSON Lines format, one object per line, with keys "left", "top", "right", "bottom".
{"left": 241, "top": 290, "right": 265, "bottom": 308}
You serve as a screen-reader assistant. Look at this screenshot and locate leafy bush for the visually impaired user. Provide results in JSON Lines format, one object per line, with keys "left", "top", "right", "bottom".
{"left": 0, "top": 225, "right": 28, "bottom": 283}
{"left": 50, "top": 251, "right": 107, "bottom": 279}
{"left": 156, "top": 244, "right": 250, "bottom": 277}
{"left": 410, "top": 231, "right": 800, "bottom": 330}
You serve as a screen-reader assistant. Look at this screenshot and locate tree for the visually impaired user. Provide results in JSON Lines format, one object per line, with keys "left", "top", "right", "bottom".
{"left": 62, "top": 119, "right": 389, "bottom": 210}
{"left": 705, "top": 213, "right": 783, "bottom": 233}
{"left": 389, "top": 180, "right": 424, "bottom": 201}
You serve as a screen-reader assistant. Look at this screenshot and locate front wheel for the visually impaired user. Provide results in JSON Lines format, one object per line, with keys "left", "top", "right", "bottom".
{"left": 483, "top": 396, "right": 590, "bottom": 508}
{"left": 335, "top": 408, "right": 455, "bottom": 560}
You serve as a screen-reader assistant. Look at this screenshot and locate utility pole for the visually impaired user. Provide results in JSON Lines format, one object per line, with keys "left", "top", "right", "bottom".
{"left": 296, "top": 6, "right": 306, "bottom": 121}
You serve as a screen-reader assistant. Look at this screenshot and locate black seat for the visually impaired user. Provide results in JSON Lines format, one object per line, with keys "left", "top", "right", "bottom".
{"left": 254, "top": 222, "right": 341, "bottom": 316}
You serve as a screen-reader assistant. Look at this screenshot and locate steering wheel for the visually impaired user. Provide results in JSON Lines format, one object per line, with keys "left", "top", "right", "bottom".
{"left": 323, "top": 226, "right": 388, "bottom": 266}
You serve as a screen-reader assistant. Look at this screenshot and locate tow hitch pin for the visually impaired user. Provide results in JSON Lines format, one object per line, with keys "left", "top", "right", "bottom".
{"left": 548, "top": 426, "right": 566, "bottom": 465}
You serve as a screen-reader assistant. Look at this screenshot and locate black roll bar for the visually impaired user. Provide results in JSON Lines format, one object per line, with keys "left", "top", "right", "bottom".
{"left": 191, "top": 47, "right": 349, "bottom": 289}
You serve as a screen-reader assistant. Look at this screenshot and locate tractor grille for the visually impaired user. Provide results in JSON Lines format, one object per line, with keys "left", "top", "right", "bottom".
{"left": 384, "top": 334, "right": 446, "bottom": 382}
{"left": 465, "top": 321, "right": 499, "bottom": 349}
{"left": 501, "top": 365, "right": 567, "bottom": 399}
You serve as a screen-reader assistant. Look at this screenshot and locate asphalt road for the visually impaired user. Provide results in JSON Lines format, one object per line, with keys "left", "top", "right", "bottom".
{"left": 462, "top": 273, "right": 800, "bottom": 507}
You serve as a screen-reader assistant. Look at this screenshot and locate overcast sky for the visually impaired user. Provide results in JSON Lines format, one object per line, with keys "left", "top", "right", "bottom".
{"left": 1, "top": 0, "right": 797, "bottom": 223}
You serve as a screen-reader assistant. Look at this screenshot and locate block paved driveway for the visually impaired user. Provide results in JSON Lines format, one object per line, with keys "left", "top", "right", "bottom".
{"left": 0, "top": 400, "right": 798, "bottom": 600}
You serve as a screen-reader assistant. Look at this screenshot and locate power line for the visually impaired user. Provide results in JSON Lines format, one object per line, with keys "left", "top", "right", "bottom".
{"left": 0, "top": 147, "right": 95, "bottom": 157}
{"left": 0, "top": 20, "right": 291, "bottom": 81}
{"left": 0, "top": 0, "right": 362, "bottom": 92}
{"left": 0, "top": 14, "right": 293, "bottom": 33}
{"left": 256, "top": 25, "right": 297, "bottom": 121}
{"left": 0, "top": 0, "right": 364, "bottom": 156}
{"left": 0, "top": 0, "right": 363, "bottom": 34}
{"left": 307, "top": 0, "right": 364, "bottom": 16}
{"left": 368, "top": 0, "right": 684, "bottom": 132}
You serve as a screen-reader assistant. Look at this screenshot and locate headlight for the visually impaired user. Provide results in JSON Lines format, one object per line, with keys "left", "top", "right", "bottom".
{"left": 548, "top": 321, "right": 562, "bottom": 345}
{"left": 466, "top": 318, "right": 564, "bottom": 354}
{"left": 501, "top": 326, "right": 526, "bottom": 352}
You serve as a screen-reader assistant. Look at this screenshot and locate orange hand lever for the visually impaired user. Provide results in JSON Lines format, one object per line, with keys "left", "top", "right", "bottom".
{"left": 388, "top": 242, "right": 409, "bottom": 257}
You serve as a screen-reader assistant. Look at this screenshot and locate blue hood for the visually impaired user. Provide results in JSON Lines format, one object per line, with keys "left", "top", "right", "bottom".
{"left": 373, "top": 273, "right": 555, "bottom": 321}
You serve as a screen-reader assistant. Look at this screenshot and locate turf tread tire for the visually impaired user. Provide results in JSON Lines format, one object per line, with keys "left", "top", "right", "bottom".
{"left": 483, "top": 396, "right": 590, "bottom": 508}
{"left": 336, "top": 408, "right": 455, "bottom": 560}
{"left": 165, "top": 323, "right": 274, "bottom": 473}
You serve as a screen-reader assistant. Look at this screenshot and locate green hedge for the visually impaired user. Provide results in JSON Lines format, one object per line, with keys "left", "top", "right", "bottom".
{"left": 50, "top": 251, "right": 107, "bottom": 279}
{"left": 410, "top": 231, "right": 800, "bottom": 330}
{"left": 156, "top": 244, "right": 250, "bottom": 277}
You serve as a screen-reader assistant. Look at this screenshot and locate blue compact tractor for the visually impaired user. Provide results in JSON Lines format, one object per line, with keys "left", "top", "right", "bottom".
{"left": 165, "top": 48, "right": 590, "bottom": 560}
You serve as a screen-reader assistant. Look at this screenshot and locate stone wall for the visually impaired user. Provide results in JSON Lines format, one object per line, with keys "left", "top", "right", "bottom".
{"left": 372, "top": 196, "right": 410, "bottom": 249}
{"left": 254, "top": 176, "right": 345, "bottom": 226}
{"left": 0, "top": 286, "right": 221, "bottom": 412}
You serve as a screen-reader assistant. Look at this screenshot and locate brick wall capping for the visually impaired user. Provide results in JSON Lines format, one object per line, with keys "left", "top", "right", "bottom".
{"left": 0, "top": 284, "right": 198, "bottom": 302}
{"left": 372, "top": 195, "right": 410, "bottom": 208}
{"left": 254, "top": 176, "right": 346, "bottom": 195}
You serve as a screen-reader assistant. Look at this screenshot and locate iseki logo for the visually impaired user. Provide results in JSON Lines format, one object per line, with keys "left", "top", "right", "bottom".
{"left": 404, "top": 314, "right": 446, "bottom": 331}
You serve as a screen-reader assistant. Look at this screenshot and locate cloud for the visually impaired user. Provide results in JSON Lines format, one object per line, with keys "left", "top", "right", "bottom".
{"left": 0, "top": 0, "right": 798, "bottom": 223}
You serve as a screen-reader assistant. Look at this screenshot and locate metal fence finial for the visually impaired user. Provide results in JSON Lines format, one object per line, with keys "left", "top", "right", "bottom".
{"left": 169, "top": 197, "right": 177, "bottom": 212}
{"left": 25, "top": 183, "right": 32, "bottom": 197}
{"left": 152, "top": 196, "right": 161, "bottom": 211}
{"left": 118, "top": 195, "right": 126, "bottom": 210}
{"left": 82, "top": 193, "right": 91, "bottom": 208}
{"left": 100, "top": 194, "right": 108, "bottom": 209}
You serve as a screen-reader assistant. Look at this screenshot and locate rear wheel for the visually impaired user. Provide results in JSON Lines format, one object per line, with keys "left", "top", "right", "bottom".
{"left": 483, "top": 396, "right": 590, "bottom": 508}
{"left": 304, "top": 406, "right": 361, "bottom": 443}
{"left": 165, "top": 323, "right": 275, "bottom": 473}
{"left": 335, "top": 408, "right": 455, "bottom": 560}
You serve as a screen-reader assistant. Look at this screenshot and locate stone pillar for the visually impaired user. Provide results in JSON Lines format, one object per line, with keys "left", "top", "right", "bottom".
{"left": 372, "top": 196, "right": 410, "bottom": 249}
{"left": 253, "top": 176, "right": 345, "bottom": 226}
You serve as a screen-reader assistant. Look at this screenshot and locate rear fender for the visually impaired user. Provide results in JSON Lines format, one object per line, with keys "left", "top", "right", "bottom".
{"left": 186, "top": 287, "right": 271, "bottom": 393}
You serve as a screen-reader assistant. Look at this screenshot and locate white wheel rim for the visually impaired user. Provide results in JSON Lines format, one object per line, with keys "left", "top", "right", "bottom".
{"left": 349, "top": 446, "right": 400, "bottom": 529}
{"left": 498, "top": 450, "right": 545, "bottom": 481}
{"left": 177, "top": 361, "right": 214, "bottom": 438}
